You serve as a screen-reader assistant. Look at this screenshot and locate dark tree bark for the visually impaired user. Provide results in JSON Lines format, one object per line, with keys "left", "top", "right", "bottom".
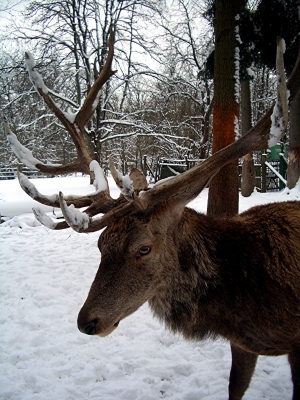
{"left": 241, "top": 80, "right": 255, "bottom": 197}
{"left": 207, "top": 0, "right": 245, "bottom": 218}
{"left": 287, "top": 88, "right": 300, "bottom": 189}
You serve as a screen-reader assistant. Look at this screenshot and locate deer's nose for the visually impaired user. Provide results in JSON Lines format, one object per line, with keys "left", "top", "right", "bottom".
{"left": 82, "top": 319, "right": 97, "bottom": 335}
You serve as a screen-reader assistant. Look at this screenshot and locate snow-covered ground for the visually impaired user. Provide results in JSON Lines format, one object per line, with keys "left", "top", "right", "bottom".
{"left": 0, "top": 176, "right": 299, "bottom": 400}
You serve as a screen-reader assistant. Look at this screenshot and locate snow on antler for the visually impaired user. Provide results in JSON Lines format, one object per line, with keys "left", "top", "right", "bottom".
{"left": 24, "top": 52, "right": 49, "bottom": 94}
{"left": 5, "top": 124, "right": 44, "bottom": 170}
{"left": 32, "top": 208, "right": 58, "bottom": 230}
{"left": 89, "top": 160, "right": 109, "bottom": 192}
{"left": 108, "top": 156, "right": 133, "bottom": 198}
{"left": 18, "top": 173, "right": 59, "bottom": 206}
{"left": 59, "top": 192, "right": 90, "bottom": 232}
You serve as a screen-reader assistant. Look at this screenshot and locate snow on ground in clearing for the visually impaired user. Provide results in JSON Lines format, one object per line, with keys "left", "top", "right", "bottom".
{"left": 0, "top": 176, "right": 299, "bottom": 400}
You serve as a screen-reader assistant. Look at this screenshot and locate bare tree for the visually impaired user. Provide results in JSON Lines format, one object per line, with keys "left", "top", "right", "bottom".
{"left": 1, "top": 0, "right": 171, "bottom": 167}
{"left": 207, "top": 0, "right": 246, "bottom": 218}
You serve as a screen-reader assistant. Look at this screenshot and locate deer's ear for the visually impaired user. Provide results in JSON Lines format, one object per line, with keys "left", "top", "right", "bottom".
{"left": 150, "top": 196, "right": 187, "bottom": 230}
{"left": 129, "top": 168, "right": 148, "bottom": 192}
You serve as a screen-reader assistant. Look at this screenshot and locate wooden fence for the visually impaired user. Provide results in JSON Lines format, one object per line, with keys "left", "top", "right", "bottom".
{"left": 1, "top": 153, "right": 288, "bottom": 194}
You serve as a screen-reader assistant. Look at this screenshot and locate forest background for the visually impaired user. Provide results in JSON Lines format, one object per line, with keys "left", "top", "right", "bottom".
{"left": 1, "top": 0, "right": 299, "bottom": 191}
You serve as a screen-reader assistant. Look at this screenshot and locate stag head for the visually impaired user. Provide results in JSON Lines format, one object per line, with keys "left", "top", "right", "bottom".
{"left": 77, "top": 197, "right": 186, "bottom": 336}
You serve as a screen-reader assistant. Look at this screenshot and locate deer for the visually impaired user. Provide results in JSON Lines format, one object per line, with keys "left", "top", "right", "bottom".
{"left": 4, "top": 32, "right": 300, "bottom": 400}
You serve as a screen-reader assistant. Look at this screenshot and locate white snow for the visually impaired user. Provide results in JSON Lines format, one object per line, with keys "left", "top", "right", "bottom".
{"left": 121, "top": 174, "right": 134, "bottom": 197}
{"left": 1, "top": 176, "right": 299, "bottom": 400}
{"left": 89, "top": 160, "right": 108, "bottom": 192}
{"left": 269, "top": 37, "right": 288, "bottom": 148}
{"left": 63, "top": 110, "right": 77, "bottom": 124}
{"left": 32, "top": 207, "right": 58, "bottom": 230}
{"left": 269, "top": 98, "right": 284, "bottom": 148}
{"left": 281, "top": 38, "right": 286, "bottom": 54}
{"left": 60, "top": 194, "right": 90, "bottom": 231}
{"left": 234, "top": 17, "right": 240, "bottom": 105}
{"left": 6, "top": 130, "right": 41, "bottom": 170}
{"left": 92, "top": 92, "right": 102, "bottom": 111}
{"left": 234, "top": 115, "right": 240, "bottom": 141}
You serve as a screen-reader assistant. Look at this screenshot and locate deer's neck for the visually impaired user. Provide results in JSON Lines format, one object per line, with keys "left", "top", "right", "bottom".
{"left": 149, "top": 208, "right": 225, "bottom": 339}
{"left": 149, "top": 208, "right": 258, "bottom": 343}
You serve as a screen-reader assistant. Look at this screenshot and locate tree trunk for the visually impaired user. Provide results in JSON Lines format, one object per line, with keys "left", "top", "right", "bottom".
{"left": 241, "top": 80, "right": 255, "bottom": 197}
{"left": 199, "top": 96, "right": 213, "bottom": 160}
{"left": 287, "top": 88, "right": 300, "bottom": 189}
{"left": 207, "top": 0, "right": 244, "bottom": 218}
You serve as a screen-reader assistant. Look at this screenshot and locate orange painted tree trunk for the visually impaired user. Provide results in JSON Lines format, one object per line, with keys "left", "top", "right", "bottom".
{"left": 207, "top": 0, "right": 245, "bottom": 218}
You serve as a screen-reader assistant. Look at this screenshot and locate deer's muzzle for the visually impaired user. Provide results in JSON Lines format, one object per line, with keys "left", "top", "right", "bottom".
{"left": 77, "top": 310, "right": 121, "bottom": 337}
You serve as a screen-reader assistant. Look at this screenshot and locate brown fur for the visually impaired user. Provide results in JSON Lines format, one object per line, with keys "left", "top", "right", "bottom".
{"left": 78, "top": 200, "right": 300, "bottom": 399}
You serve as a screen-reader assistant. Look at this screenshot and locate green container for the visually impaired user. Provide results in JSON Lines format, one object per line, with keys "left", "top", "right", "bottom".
{"left": 267, "top": 144, "right": 281, "bottom": 161}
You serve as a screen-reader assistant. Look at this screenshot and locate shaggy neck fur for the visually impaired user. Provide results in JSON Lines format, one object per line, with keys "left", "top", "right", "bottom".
{"left": 149, "top": 202, "right": 300, "bottom": 356}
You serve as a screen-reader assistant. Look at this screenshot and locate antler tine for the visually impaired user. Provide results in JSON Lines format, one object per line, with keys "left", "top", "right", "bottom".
{"left": 19, "top": 164, "right": 129, "bottom": 230}
{"left": 33, "top": 208, "right": 69, "bottom": 230}
{"left": 76, "top": 28, "right": 117, "bottom": 130}
{"left": 59, "top": 191, "right": 135, "bottom": 233}
{"left": 59, "top": 192, "right": 90, "bottom": 232}
{"left": 30, "top": 186, "right": 126, "bottom": 232}
{"left": 17, "top": 171, "right": 92, "bottom": 207}
{"left": 16, "top": 169, "right": 115, "bottom": 210}
{"left": 109, "top": 156, "right": 134, "bottom": 199}
{"left": 23, "top": 52, "right": 92, "bottom": 177}
{"left": 109, "top": 156, "right": 148, "bottom": 201}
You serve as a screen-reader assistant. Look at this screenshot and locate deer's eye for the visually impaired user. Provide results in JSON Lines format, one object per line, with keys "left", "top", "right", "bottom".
{"left": 139, "top": 246, "right": 151, "bottom": 256}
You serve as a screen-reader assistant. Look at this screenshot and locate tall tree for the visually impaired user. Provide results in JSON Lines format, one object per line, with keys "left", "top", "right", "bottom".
{"left": 207, "top": 0, "right": 246, "bottom": 218}
{"left": 253, "top": 0, "right": 300, "bottom": 189}
{"left": 240, "top": 79, "right": 256, "bottom": 196}
{"left": 239, "top": 6, "right": 256, "bottom": 196}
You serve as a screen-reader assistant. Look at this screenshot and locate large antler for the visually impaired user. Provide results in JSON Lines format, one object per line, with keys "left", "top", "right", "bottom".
{"left": 58, "top": 37, "right": 299, "bottom": 233}
{"left": 7, "top": 29, "right": 115, "bottom": 181}
{"left": 5, "top": 37, "right": 299, "bottom": 232}
{"left": 4, "top": 29, "right": 126, "bottom": 228}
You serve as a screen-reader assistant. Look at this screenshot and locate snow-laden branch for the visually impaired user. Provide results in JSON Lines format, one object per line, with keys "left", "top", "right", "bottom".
{"left": 269, "top": 37, "right": 288, "bottom": 147}
{"left": 96, "top": 124, "right": 197, "bottom": 145}
{"left": 17, "top": 114, "right": 55, "bottom": 130}
{"left": 48, "top": 89, "right": 79, "bottom": 109}
{"left": 103, "top": 69, "right": 204, "bottom": 109}
{"left": 2, "top": 88, "right": 36, "bottom": 109}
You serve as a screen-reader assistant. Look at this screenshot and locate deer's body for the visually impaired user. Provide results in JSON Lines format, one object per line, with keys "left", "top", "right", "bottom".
{"left": 77, "top": 200, "right": 300, "bottom": 399}
{"left": 149, "top": 202, "right": 300, "bottom": 357}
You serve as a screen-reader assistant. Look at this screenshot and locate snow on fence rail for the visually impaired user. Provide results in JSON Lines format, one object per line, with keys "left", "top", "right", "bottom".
{"left": 265, "top": 161, "right": 287, "bottom": 185}
{"left": 0, "top": 165, "right": 45, "bottom": 180}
